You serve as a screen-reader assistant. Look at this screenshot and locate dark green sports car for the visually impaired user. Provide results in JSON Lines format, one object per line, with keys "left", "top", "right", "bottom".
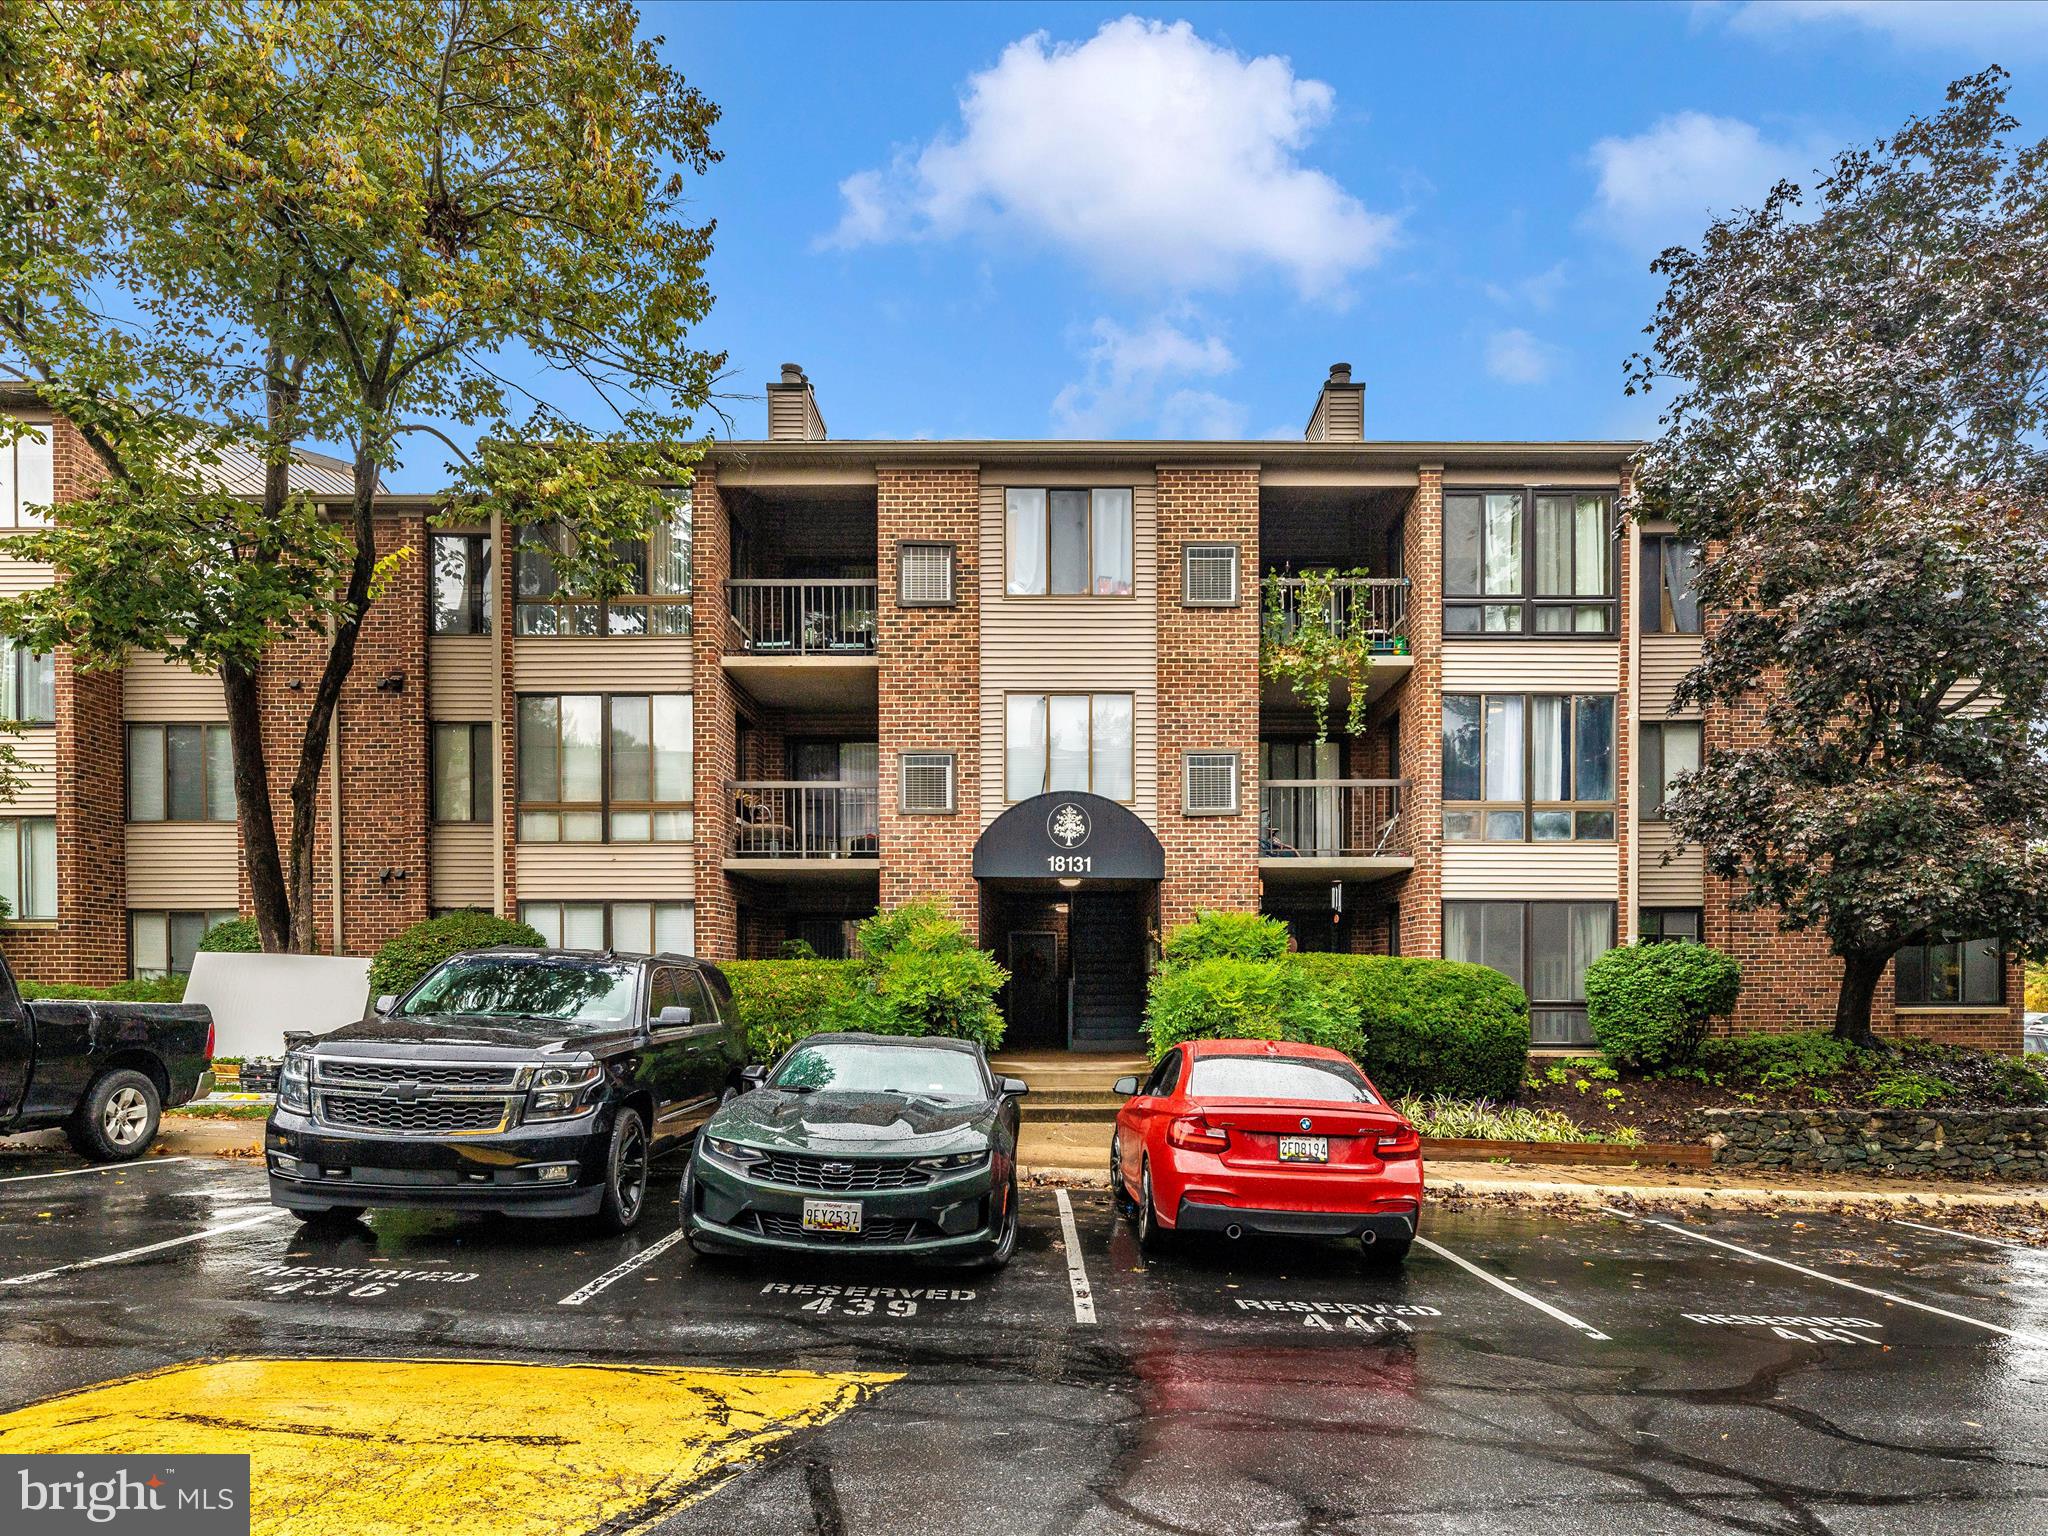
{"left": 681, "top": 1033, "right": 1026, "bottom": 1268}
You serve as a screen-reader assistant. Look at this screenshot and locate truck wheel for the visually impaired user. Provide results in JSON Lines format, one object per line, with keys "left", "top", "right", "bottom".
{"left": 65, "top": 1069, "right": 161, "bottom": 1163}
{"left": 593, "top": 1107, "right": 649, "bottom": 1235}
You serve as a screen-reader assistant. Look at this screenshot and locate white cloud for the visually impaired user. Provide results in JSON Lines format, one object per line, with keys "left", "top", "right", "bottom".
{"left": 1720, "top": 1, "right": 2048, "bottom": 56}
{"left": 820, "top": 17, "right": 1395, "bottom": 300}
{"left": 1484, "top": 261, "right": 1568, "bottom": 313}
{"left": 1485, "top": 329, "right": 1557, "bottom": 387}
{"left": 1049, "top": 316, "right": 1239, "bottom": 437}
{"left": 1586, "top": 111, "right": 1831, "bottom": 253}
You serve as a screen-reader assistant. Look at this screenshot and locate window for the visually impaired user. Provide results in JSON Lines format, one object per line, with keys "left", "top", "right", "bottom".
{"left": 433, "top": 723, "right": 493, "bottom": 823}
{"left": 0, "top": 422, "right": 52, "bottom": 528}
{"left": 1004, "top": 488, "right": 1134, "bottom": 597}
{"left": 130, "top": 908, "right": 238, "bottom": 978}
{"left": 1183, "top": 752, "right": 1240, "bottom": 815}
{"left": 1639, "top": 721, "right": 1701, "bottom": 820}
{"left": 1005, "top": 692, "right": 1134, "bottom": 801}
{"left": 897, "top": 542, "right": 955, "bottom": 606}
{"left": 1445, "top": 490, "right": 1615, "bottom": 634}
{"left": 899, "top": 752, "right": 956, "bottom": 814}
{"left": 1443, "top": 693, "right": 1615, "bottom": 841}
{"left": 1640, "top": 908, "right": 1702, "bottom": 944}
{"left": 1642, "top": 534, "right": 1702, "bottom": 633}
{"left": 1, "top": 638, "right": 52, "bottom": 724}
{"left": 517, "top": 694, "right": 691, "bottom": 843}
{"left": 1445, "top": 900, "right": 1615, "bottom": 1044}
{"left": 128, "top": 724, "right": 234, "bottom": 822}
{"left": 430, "top": 532, "right": 492, "bottom": 635}
{"left": 514, "top": 493, "right": 691, "bottom": 635}
{"left": 520, "top": 899, "right": 694, "bottom": 954}
{"left": 1182, "top": 544, "right": 1240, "bottom": 606}
{"left": 1896, "top": 939, "right": 2003, "bottom": 1008}
{"left": 0, "top": 816, "right": 55, "bottom": 919}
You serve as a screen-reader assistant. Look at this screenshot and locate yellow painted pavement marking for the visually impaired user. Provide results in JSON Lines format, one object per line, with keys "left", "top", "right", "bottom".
{"left": 0, "top": 1357, "right": 898, "bottom": 1536}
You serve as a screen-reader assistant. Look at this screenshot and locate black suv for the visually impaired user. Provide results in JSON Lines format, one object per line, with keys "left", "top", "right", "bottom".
{"left": 265, "top": 947, "right": 744, "bottom": 1232}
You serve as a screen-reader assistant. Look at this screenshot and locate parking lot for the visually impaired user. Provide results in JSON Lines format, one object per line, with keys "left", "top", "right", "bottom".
{"left": 2, "top": 1144, "right": 2045, "bottom": 1536}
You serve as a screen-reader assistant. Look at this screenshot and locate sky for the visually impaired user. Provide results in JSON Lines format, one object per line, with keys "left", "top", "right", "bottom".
{"left": 406, "top": 0, "right": 2048, "bottom": 486}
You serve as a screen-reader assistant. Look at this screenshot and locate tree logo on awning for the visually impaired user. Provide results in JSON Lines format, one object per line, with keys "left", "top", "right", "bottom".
{"left": 1048, "top": 803, "right": 1091, "bottom": 849}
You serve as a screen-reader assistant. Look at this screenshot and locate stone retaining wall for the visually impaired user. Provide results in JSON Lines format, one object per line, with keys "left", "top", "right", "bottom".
{"left": 1689, "top": 1108, "right": 2048, "bottom": 1180}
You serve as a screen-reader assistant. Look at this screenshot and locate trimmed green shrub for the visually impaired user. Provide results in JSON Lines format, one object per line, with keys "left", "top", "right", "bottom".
{"left": 1144, "top": 957, "right": 1364, "bottom": 1064}
{"left": 1585, "top": 942, "right": 1742, "bottom": 1069}
{"left": 1288, "top": 954, "right": 1530, "bottom": 1100}
{"left": 720, "top": 959, "right": 864, "bottom": 1062}
{"left": 1692, "top": 1030, "right": 1864, "bottom": 1090}
{"left": 852, "top": 942, "right": 1008, "bottom": 1049}
{"left": 852, "top": 898, "right": 952, "bottom": 963}
{"left": 19, "top": 976, "right": 189, "bottom": 1003}
{"left": 197, "top": 917, "right": 261, "bottom": 954}
{"left": 1160, "top": 912, "right": 1290, "bottom": 969}
{"left": 367, "top": 912, "right": 548, "bottom": 1000}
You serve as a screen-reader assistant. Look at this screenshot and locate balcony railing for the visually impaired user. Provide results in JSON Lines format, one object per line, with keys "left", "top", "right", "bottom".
{"left": 731, "top": 781, "right": 880, "bottom": 860}
{"left": 1262, "top": 576, "right": 1409, "bottom": 648}
{"left": 726, "top": 580, "right": 877, "bottom": 656}
{"left": 1259, "top": 779, "right": 1408, "bottom": 860}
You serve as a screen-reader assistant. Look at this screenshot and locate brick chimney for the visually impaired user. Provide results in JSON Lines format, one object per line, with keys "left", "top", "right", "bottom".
{"left": 1304, "top": 362, "right": 1365, "bottom": 443}
{"left": 765, "top": 362, "right": 827, "bottom": 442}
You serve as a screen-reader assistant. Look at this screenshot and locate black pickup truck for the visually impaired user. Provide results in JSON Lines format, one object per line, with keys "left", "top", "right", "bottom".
{"left": 266, "top": 946, "right": 745, "bottom": 1233}
{"left": 0, "top": 954, "right": 215, "bottom": 1160}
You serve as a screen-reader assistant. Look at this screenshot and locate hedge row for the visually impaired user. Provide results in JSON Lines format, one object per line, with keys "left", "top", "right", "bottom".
{"left": 19, "top": 976, "right": 190, "bottom": 1003}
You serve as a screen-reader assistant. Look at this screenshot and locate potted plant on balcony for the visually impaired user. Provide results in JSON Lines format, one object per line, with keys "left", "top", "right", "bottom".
{"left": 1261, "top": 566, "right": 1375, "bottom": 743}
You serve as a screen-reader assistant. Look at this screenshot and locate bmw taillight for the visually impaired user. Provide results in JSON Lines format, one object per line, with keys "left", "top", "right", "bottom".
{"left": 1375, "top": 1125, "right": 1421, "bottom": 1158}
{"left": 1166, "top": 1115, "right": 1229, "bottom": 1152}
{"left": 205, "top": 1018, "right": 215, "bottom": 1059}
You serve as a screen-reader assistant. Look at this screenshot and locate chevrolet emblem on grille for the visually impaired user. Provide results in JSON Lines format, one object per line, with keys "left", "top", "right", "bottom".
{"left": 820, "top": 1162, "right": 853, "bottom": 1177}
{"left": 382, "top": 1083, "right": 424, "bottom": 1103}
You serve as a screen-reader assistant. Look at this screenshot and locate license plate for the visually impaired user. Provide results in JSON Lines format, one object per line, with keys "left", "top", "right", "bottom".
{"left": 802, "top": 1198, "right": 863, "bottom": 1233}
{"left": 1278, "top": 1135, "right": 1329, "bottom": 1163}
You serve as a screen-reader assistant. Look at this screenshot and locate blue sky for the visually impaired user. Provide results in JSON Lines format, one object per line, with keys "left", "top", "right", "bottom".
{"left": 412, "top": 1, "right": 2048, "bottom": 484}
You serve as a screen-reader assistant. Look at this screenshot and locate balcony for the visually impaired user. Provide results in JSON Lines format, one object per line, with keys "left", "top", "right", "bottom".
{"left": 1257, "top": 778, "right": 1413, "bottom": 884}
{"left": 1260, "top": 577, "right": 1413, "bottom": 715}
{"left": 723, "top": 579, "right": 879, "bottom": 709}
{"left": 725, "top": 780, "right": 882, "bottom": 883}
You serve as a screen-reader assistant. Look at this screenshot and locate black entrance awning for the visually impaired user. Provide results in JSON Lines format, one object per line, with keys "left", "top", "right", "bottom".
{"left": 972, "top": 792, "right": 1164, "bottom": 882}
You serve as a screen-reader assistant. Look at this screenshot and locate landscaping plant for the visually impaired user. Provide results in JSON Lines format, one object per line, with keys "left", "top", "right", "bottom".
{"left": 197, "top": 917, "right": 261, "bottom": 954}
{"left": 1144, "top": 957, "right": 1364, "bottom": 1064}
{"left": 1260, "top": 566, "right": 1376, "bottom": 744}
{"left": 1288, "top": 953, "right": 1529, "bottom": 1100}
{"left": 367, "top": 913, "right": 548, "bottom": 1001}
{"left": 1584, "top": 942, "right": 1741, "bottom": 1069}
{"left": 1159, "top": 912, "right": 1290, "bottom": 969}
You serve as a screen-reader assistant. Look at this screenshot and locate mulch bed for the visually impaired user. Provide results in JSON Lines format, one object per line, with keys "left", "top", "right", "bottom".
{"left": 1519, "top": 1075, "right": 1813, "bottom": 1141}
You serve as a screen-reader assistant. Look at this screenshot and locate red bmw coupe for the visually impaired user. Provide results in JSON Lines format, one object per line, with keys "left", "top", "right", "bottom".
{"left": 1109, "top": 1039, "right": 1424, "bottom": 1262}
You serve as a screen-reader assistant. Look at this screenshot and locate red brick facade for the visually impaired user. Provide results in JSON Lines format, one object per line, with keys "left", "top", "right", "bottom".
{"left": 1393, "top": 468, "right": 1444, "bottom": 959}
{"left": 688, "top": 470, "right": 740, "bottom": 960}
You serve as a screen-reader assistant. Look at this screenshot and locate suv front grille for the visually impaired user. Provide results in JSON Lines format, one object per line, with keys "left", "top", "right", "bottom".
{"left": 317, "top": 1093, "right": 511, "bottom": 1136}
{"left": 751, "top": 1153, "right": 932, "bottom": 1192}
{"left": 751, "top": 1212, "right": 933, "bottom": 1244}
{"left": 316, "top": 1060, "right": 521, "bottom": 1091}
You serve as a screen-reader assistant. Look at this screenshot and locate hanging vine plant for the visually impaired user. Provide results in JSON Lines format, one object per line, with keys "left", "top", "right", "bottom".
{"left": 1261, "top": 566, "right": 1375, "bottom": 743}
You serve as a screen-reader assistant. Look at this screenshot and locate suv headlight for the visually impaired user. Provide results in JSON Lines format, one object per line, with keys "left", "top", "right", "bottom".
{"left": 278, "top": 1051, "right": 311, "bottom": 1114}
{"left": 914, "top": 1150, "right": 989, "bottom": 1173}
{"left": 525, "top": 1065, "right": 603, "bottom": 1121}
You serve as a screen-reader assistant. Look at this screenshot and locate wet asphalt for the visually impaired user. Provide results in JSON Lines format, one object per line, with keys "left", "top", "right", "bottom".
{"left": 1, "top": 1143, "right": 2045, "bottom": 1535}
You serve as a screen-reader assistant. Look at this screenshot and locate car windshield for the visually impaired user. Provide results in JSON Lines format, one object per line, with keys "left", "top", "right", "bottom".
{"left": 394, "top": 956, "right": 637, "bottom": 1032}
{"left": 769, "top": 1041, "right": 986, "bottom": 1099}
{"left": 1188, "top": 1055, "right": 1378, "bottom": 1104}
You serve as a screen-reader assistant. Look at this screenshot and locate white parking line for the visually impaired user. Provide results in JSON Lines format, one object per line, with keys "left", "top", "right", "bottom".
{"left": 0, "top": 1209, "right": 286, "bottom": 1286}
{"left": 557, "top": 1225, "right": 691, "bottom": 1306}
{"left": 1608, "top": 1208, "right": 2048, "bottom": 1347}
{"left": 0, "top": 1157, "right": 193, "bottom": 1186}
{"left": 1890, "top": 1218, "right": 2046, "bottom": 1256}
{"left": 1055, "top": 1188, "right": 1096, "bottom": 1325}
{"left": 1415, "top": 1236, "right": 1610, "bottom": 1341}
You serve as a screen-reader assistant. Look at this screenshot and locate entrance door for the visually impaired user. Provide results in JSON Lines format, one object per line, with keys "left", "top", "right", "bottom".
{"left": 1006, "top": 932, "right": 1061, "bottom": 1049}
{"left": 1068, "top": 891, "right": 1146, "bottom": 1052}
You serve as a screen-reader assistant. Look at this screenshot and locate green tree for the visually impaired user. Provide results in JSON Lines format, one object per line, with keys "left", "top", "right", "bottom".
{"left": 1628, "top": 70, "right": 2048, "bottom": 1047}
{"left": 0, "top": 0, "right": 720, "bottom": 949}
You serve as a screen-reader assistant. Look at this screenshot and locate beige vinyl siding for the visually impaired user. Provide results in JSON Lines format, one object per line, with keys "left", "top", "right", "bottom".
{"left": 126, "top": 823, "right": 239, "bottom": 907}
{"left": 1441, "top": 641, "right": 1621, "bottom": 692}
{"left": 512, "top": 638, "right": 691, "bottom": 693}
{"left": 1440, "top": 473, "right": 1623, "bottom": 489}
{"left": 1942, "top": 679, "right": 1996, "bottom": 720}
{"left": 123, "top": 654, "right": 228, "bottom": 720}
{"left": 1640, "top": 635, "right": 1704, "bottom": 719}
{"left": 1637, "top": 823, "right": 1704, "bottom": 904}
{"left": 1441, "top": 843, "right": 1621, "bottom": 900}
{"left": 429, "top": 636, "right": 496, "bottom": 718}
{"left": 2, "top": 728, "right": 55, "bottom": 813}
{"left": 0, "top": 552, "right": 54, "bottom": 596}
{"left": 977, "top": 471, "right": 1159, "bottom": 827}
{"left": 514, "top": 842, "right": 693, "bottom": 900}
{"left": 430, "top": 824, "right": 494, "bottom": 909}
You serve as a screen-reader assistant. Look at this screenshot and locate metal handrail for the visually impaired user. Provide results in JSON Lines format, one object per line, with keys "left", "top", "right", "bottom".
{"left": 725, "top": 579, "right": 878, "bottom": 655}
{"left": 1258, "top": 777, "right": 1409, "bottom": 859}
{"left": 730, "top": 779, "right": 880, "bottom": 859}
{"left": 1262, "top": 575, "right": 1409, "bottom": 644}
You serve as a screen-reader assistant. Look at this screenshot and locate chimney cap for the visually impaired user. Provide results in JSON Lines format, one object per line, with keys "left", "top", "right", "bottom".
{"left": 1327, "top": 362, "right": 1353, "bottom": 383}
{"left": 779, "top": 363, "right": 807, "bottom": 385}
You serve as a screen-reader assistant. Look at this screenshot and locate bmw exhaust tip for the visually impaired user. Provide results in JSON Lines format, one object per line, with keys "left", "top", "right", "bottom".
{"left": 1224, "top": 1224, "right": 1244, "bottom": 1241}
{"left": 1360, "top": 1228, "right": 1378, "bottom": 1246}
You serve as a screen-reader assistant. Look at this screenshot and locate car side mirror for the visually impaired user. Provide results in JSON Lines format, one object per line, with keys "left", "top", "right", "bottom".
{"left": 374, "top": 995, "right": 397, "bottom": 1016}
{"left": 739, "top": 1064, "right": 769, "bottom": 1090}
{"left": 657, "top": 1005, "right": 692, "bottom": 1027}
{"left": 1112, "top": 1075, "right": 1140, "bottom": 1097}
{"left": 999, "top": 1076, "right": 1029, "bottom": 1097}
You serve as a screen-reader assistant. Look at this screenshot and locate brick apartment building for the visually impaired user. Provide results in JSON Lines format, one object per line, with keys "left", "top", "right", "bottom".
{"left": 0, "top": 367, "right": 2021, "bottom": 1054}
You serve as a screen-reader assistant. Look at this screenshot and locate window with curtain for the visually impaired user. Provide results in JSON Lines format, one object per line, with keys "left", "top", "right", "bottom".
{"left": 1446, "top": 490, "right": 1615, "bottom": 634}
{"left": 518, "top": 694, "right": 691, "bottom": 843}
{"left": 1004, "top": 488, "right": 1134, "bottom": 596}
{"left": 130, "top": 908, "right": 239, "bottom": 978}
{"left": 1005, "top": 693, "right": 1134, "bottom": 801}
{"left": 521, "top": 900, "right": 693, "bottom": 954}
{"left": 1532, "top": 494, "right": 1615, "bottom": 632}
{"left": 1639, "top": 721, "right": 1702, "bottom": 820}
{"left": 1895, "top": 939, "right": 2003, "bottom": 1007}
{"left": 432, "top": 723, "right": 493, "bottom": 823}
{"left": 1641, "top": 534, "right": 1702, "bottom": 633}
{"left": 1443, "top": 694, "right": 1613, "bottom": 841}
{"left": 1260, "top": 740, "right": 1341, "bottom": 855}
{"left": 429, "top": 533, "right": 492, "bottom": 634}
{"left": 1444, "top": 492, "right": 1525, "bottom": 631}
{"left": 0, "top": 816, "right": 55, "bottom": 919}
{"left": 1445, "top": 900, "right": 1614, "bottom": 1044}
{"left": 513, "top": 492, "right": 691, "bottom": 635}
{"left": 127, "top": 724, "right": 234, "bottom": 822}
{"left": 605, "top": 694, "right": 693, "bottom": 841}
{"left": 1, "top": 637, "right": 53, "bottom": 724}
{"left": 0, "top": 422, "right": 53, "bottom": 527}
